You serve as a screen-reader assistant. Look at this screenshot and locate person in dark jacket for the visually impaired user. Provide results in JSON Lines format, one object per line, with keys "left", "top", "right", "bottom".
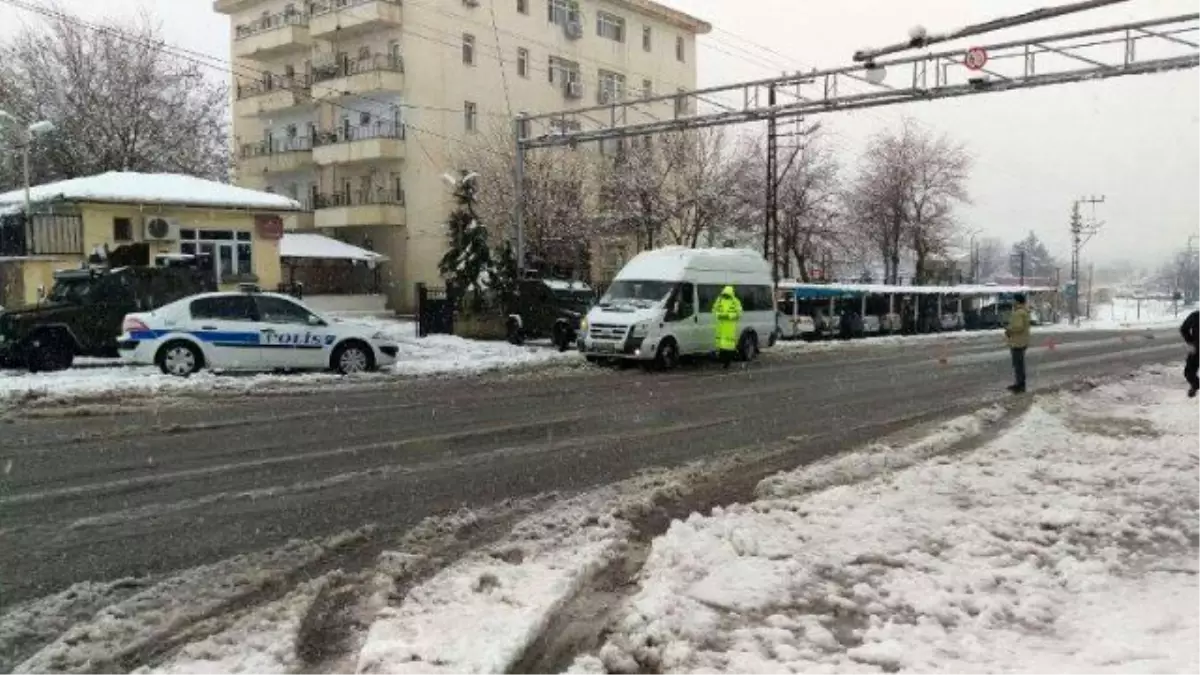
{"left": 1005, "top": 293, "right": 1032, "bottom": 393}
{"left": 1181, "top": 309, "right": 1199, "bottom": 397}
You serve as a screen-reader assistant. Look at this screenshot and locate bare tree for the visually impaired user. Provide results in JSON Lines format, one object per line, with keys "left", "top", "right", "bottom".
{"left": 659, "top": 128, "right": 747, "bottom": 248}
{"left": 846, "top": 119, "right": 971, "bottom": 284}
{"left": 776, "top": 128, "right": 843, "bottom": 281}
{"left": 595, "top": 133, "right": 688, "bottom": 250}
{"left": 458, "top": 121, "right": 595, "bottom": 276}
{"left": 0, "top": 4, "right": 231, "bottom": 190}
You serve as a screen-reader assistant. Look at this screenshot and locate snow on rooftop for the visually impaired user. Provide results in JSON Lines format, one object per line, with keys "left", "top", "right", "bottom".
{"left": 279, "top": 233, "right": 386, "bottom": 262}
{"left": 616, "top": 246, "right": 770, "bottom": 281}
{"left": 0, "top": 172, "right": 302, "bottom": 212}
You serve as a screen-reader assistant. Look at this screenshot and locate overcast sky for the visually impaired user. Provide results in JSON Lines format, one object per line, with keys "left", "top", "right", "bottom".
{"left": 3, "top": 0, "right": 1196, "bottom": 268}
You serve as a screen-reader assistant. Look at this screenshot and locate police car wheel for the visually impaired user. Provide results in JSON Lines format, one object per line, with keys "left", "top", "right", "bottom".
{"left": 333, "top": 341, "right": 374, "bottom": 375}
{"left": 158, "top": 341, "right": 202, "bottom": 377}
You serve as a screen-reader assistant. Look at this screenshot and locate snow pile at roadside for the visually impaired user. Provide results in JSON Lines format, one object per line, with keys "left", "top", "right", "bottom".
{"left": 0, "top": 315, "right": 574, "bottom": 406}
{"left": 356, "top": 492, "right": 634, "bottom": 674}
{"left": 355, "top": 467, "right": 720, "bottom": 674}
{"left": 140, "top": 576, "right": 333, "bottom": 674}
{"left": 579, "top": 368, "right": 1199, "bottom": 674}
{"left": 355, "top": 316, "right": 577, "bottom": 377}
{"left": 10, "top": 531, "right": 367, "bottom": 673}
{"left": 756, "top": 404, "right": 1006, "bottom": 500}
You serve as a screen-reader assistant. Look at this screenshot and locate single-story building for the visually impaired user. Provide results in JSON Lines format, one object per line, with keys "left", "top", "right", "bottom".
{"left": 0, "top": 171, "right": 303, "bottom": 308}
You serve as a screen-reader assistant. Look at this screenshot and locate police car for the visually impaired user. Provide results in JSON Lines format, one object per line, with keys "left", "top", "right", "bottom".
{"left": 117, "top": 289, "right": 400, "bottom": 376}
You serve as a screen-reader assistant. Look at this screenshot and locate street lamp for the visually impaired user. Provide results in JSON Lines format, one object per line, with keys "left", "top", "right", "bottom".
{"left": 0, "top": 110, "right": 55, "bottom": 222}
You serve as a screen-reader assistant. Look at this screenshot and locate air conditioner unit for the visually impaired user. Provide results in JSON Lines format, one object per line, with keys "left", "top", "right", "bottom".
{"left": 565, "top": 80, "right": 583, "bottom": 99}
{"left": 565, "top": 20, "right": 583, "bottom": 39}
{"left": 143, "top": 216, "right": 181, "bottom": 242}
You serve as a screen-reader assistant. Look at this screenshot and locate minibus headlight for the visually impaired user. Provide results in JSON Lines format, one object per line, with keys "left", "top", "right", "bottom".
{"left": 630, "top": 322, "right": 649, "bottom": 338}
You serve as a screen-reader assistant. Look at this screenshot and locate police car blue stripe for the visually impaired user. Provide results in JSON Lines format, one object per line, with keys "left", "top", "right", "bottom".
{"left": 128, "top": 329, "right": 333, "bottom": 349}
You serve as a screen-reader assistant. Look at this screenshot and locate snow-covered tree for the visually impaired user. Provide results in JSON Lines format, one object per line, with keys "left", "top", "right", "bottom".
{"left": 846, "top": 118, "right": 970, "bottom": 284}
{"left": 0, "top": 5, "right": 230, "bottom": 190}
{"left": 439, "top": 171, "right": 493, "bottom": 311}
{"left": 1010, "top": 231, "right": 1058, "bottom": 281}
{"left": 491, "top": 239, "right": 519, "bottom": 311}
{"left": 454, "top": 121, "right": 594, "bottom": 276}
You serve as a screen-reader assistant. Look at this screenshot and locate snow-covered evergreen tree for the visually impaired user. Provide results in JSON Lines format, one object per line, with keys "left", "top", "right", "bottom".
{"left": 491, "top": 239, "right": 519, "bottom": 312}
{"left": 439, "top": 170, "right": 493, "bottom": 310}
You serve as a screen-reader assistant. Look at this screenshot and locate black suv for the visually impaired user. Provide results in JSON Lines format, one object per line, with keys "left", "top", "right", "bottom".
{"left": 505, "top": 278, "right": 594, "bottom": 351}
{"left": 0, "top": 263, "right": 215, "bottom": 372}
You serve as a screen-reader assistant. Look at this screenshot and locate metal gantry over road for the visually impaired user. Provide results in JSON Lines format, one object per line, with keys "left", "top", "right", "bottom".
{"left": 510, "top": 12, "right": 1199, "bottom": 272}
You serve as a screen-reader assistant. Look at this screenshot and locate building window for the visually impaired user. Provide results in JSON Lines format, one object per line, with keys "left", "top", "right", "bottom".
{"left": 517, "top": 47, "right": 529, "bottom": 77}
{"left": 462, "top": 33, "right": 475, "bottom": 65}
{"left": 596, "top": 11, "right": 625, "bottom": 42}
{"left": 547, "top": 0, "right": 570, "bottom": 26}
{"left": 517, "top": 0, "right": 528, "bottom": 14}
{"left": 642, "top": 25, "right": 651, "bottom": 51}
{"left": 642, "top": 78, "right": 652, "bottom": 99}
{"left": 112, "top": 217, "right": 133, "bottom": 242}
{"left": 676, "top": 35, "right": 685, "bottom": 62}
{"left": 674, "top": 89, "right": 688, "bottom": 116}
{"left": 598, "top": 70, "right": 625, "bottom": 103}
{"left": 517, "top": 113, "right": 530, "bottom": 138}
{"left": 179, "top": 229, "right": 255, "bottom": 281}
{"left": 464, "top": 101, "right": 477, "bottom": 132}
{"left": 548, "top": 55, "right": 577, "bottom": 85}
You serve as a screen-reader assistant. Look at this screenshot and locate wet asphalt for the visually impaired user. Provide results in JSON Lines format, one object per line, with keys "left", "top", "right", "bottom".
{"left": 0, "top": 328, "right": 1183, "bottom": 608}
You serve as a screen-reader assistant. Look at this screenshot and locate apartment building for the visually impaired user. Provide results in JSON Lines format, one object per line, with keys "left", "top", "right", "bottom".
{"left": 215, "top": 0, "right": 710, "bottom": 311}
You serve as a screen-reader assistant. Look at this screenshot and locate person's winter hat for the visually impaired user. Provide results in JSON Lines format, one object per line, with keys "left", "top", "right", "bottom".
{"left": 1014, "top": 293, "right": 1027, "bottom": 304}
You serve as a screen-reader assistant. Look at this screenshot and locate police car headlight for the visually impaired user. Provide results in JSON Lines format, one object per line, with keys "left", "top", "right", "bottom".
{"left": 630, "top": 322, "right": 648, "bottom": 338}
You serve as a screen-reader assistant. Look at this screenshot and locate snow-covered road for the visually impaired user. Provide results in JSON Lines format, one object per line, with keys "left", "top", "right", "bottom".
{"left": 575, "top": 367, "right": 1199, "bottom": 673}
{"left": 6, "top": 366, "right": 1192, "bottom": 674}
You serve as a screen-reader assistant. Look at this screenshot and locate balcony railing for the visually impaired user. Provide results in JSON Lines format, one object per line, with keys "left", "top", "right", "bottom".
{"left": 240, "top": 136, "right": 314, "bottom": 158}
{"left": 312, "top": 53, "right": 405, "bottom": 83}
{"left": 310, "top": 0, "right": 401, "bottom": 17}
{"left": 236, "top": 75, "right": 311, "bottom": 100}
{"left": 234, "top": 10, "right": 309, "bottom": 40}
{"left": 315, "top": 188, "right": 406, "bottom": 209}
{"left": 314, "top": 122, "right": 406, "bottom": 146}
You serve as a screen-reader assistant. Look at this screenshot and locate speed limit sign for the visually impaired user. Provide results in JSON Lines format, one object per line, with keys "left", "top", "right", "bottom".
{"left": 964, "top": 47, "right": 988, "bottom": 70}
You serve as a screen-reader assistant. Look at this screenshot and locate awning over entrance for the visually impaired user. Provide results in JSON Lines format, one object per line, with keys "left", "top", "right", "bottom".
{"left": 279, "top": 233, "right": 387, "bottom": 262}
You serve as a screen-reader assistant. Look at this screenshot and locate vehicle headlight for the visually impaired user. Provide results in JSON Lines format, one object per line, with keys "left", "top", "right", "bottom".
{"left": 579, "top": 318, "right": 589, "bottom": 333}
{"left": 630, "top": 322, "right": 648, "bottom": 338}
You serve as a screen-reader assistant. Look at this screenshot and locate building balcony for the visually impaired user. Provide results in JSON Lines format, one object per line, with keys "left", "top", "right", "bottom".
{"left": 213, "top": 0, "right": 263, "bottom": 14}
{"left": 309, "top": 0, "right": 402, "bottom": 39}
{"left": 233, "top": 77, "right": 312, "bottom": 117}
{"left": 312, "top": 124, "right": 406, "bottom": 166}
{"left": 239, "top": 138, "right": 315, "bottom": 175}
{"left": 312, "top": 54, "right": 405, "bottom": 98}
{"left": 314, "top": 190, "right": 406, "bottom": 229}
{"left": 233, "top": 11, "right": 312, "bottom": 59}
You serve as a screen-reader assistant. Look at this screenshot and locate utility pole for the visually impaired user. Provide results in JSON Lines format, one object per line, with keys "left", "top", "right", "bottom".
{"left": 1185, "top": 234, "right": 1199, "bottom": 304}
{"left": 1069, "top": 195, "right": 1104, "bottom": 324}
{"left": 764, "top": 84, "right": 779, "bottom": 283}
{"left": 512, "top": 115, "right": 526, "bottom": 277}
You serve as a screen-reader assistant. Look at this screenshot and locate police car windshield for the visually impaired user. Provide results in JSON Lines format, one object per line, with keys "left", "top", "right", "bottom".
{"left": 47, "top": 278, "right": 93, "bottom": 304}
{"left": 600, "top": 280, "right": 674, "bottom": 309}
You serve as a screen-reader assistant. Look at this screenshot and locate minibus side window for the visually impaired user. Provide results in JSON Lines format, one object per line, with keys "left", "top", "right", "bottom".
{"left": 670, "top": 282, "right": 695, "bottom": 321}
